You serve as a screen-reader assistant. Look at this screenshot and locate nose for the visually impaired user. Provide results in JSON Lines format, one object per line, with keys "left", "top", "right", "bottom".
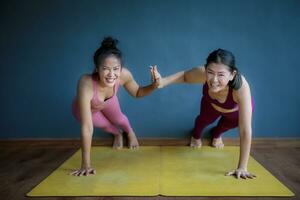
{"left": 108, "top": 69, "right": 114, "bottom": 76}
{"left": 212, "top": 75, "right": 218, "bottom": 82}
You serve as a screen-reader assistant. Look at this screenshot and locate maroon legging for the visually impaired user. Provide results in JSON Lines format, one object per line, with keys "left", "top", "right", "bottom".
{"left": 193, "top": 97, "right": 239, "bottom": 139}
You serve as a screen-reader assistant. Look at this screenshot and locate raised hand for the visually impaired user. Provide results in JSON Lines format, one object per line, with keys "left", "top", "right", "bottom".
{"left": 150, "top": 65, "right": 163, "bottom": 88}
{"left": 225, "top": 168, "right": 256, "bottom": 179}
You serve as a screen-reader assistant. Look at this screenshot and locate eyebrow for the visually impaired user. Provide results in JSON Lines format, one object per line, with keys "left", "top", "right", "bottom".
{"left": 102, "top": 65, "right": 121, "bottom": 68}
{"left": 206, "top": 68, "right": 227, "bottom": 74}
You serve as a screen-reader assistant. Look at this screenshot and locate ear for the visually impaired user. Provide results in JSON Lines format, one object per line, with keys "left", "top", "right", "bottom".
{"left": 230, "top": 70, "right": 237, "bottom": 81}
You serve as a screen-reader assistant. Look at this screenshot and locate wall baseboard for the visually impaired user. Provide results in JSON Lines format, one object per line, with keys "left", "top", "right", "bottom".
{"left": 0, "top": 137, "right": 299, "bottom": 148}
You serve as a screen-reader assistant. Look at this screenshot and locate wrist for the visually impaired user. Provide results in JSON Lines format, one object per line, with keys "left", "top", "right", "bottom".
{"left": 81, "top": 161, "right": 91, "bottom": 169}
{"left": 237, "top": 165, "right": 247, "bottom": 171}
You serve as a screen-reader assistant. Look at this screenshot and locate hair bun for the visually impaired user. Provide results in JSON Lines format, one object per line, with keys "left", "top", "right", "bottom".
{"left": 101, "top": 37, "right": 118, "bottom": 49}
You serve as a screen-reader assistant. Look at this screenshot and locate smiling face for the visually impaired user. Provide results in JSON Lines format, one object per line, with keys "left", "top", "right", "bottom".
{"left": 205, "top": 62, "right": 236, "bottom": 93}
{"left": 97, "top": 55, "right": 122, "bottom": 87}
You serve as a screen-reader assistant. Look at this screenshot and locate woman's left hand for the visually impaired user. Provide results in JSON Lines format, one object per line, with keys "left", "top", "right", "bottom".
{"left": 225, "top": 168, "right": 256, "bottom": 179}
{"left": 150, "top": 65, "right": 162, "bottom": 88}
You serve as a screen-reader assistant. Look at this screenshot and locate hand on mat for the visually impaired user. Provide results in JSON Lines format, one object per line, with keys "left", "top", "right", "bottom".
{"left": 70, "top": 167, "right": 96, "bottom": 176}
{"left": 150, "top": 65, "right": 162, "bottom": 88}
{"left": 225, "top": 168, "right": 256, "bottom": 179}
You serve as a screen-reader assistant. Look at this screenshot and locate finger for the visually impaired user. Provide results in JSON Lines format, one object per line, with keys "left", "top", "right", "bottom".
{"left": 70, "top": 170, "right": 79, "bottom": 176}
{"left": 75, "top": 171, "right": 81, "bottom": 176}
{"left": 246, "top": 174, "right": 253, "bottom": 179}
{"left": 236, "top": 171, "right": 241, "bottom": 179}
{"left": 248, "top": 173, "right": 256, "bottom": 178}
{"left": 225, "top": 171, "right": 234, "bottom": 176}
{"left": 240, "top": 174, "right": 247, "bottom": 179}
{"left": 85, "top": 171, "right": 89, "bottom": 176}
{"left": 78, "top": 171, "right": 85, "bottom": 176}
{"left": 149, "top": 67, "right": 154, "bottom": 82}
{"left": 72, "top": 170, "right": 81, "bottom": 176}
{"left": 73, "top": 172, "right": 79, "bottom": 176}
{"left": 154, "top": 65, "right": 158, "bottom": 72}
{"left": 150, "top": 66, "right": 154, "bottom": 74}
{"left": 152, "top": 66, "right": 157, "bottom": 80}
{"left": 71, "top": 171, "right": 79, "bottom": 176}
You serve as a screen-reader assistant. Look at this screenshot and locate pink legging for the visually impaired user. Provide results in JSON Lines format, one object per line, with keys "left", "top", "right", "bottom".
{"left": 193, "top": 97, "right": 240, "bottom": 139}
{"left": 72, "top": 96, "right": 133, "bottom": 135}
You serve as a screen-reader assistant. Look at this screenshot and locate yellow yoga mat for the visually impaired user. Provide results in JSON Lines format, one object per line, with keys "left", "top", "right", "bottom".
{"left": 160, "top": 146, "right": 294, "bottom": 196}
{"left": 27, "top": 146, "right": 294, "bottom": 197}
{"left": 28, "top": 147, "right": 160, "bottom": 196}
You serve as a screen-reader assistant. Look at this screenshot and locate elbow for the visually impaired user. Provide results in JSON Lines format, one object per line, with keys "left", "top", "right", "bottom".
{"left": 183, "top": 72, "right": 187, "bottom": 83}
{"left": 239, "top": 128, "right": 252, "bottom": 141}
{"left": 135, "top": 87, "right": 142, "bottom": 98}
{"left": 81, "top": 125, "right": 93, "bottom": 136}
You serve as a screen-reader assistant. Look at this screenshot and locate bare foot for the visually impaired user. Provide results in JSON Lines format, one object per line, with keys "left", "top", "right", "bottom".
{"left": 113, "top": 133, "right": 123, "bottom": 149}
{"left": 127, "top": 131, "right": 139, "bottom": 149}
{"left": 212, "top": 137, "right": 224, "bottom": 149}
{"left": 190, "top": 137, "right": 202, "bottom": 148}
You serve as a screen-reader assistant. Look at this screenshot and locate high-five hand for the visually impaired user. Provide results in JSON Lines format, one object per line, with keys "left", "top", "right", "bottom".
{"left": 150, "top": 65, "right": 163, "bottom": 88}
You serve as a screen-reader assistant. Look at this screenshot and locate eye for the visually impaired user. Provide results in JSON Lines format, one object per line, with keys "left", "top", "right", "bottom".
{"left": 113, "top": 67, "right": 120, "bottom": 71}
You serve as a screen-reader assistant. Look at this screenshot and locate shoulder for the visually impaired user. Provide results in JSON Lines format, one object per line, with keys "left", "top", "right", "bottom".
{"left": 188, "top": 65, "right": 206, "bottom": 74}
{"left": 194, "top": 65, "right": 206, "bottom": 72}
{"left": 184, "top": 65, "right": 206, "bottom": 83}
{"left": 233, "top": 75, "right": 251, "bottom": 103}
{"left": 77, "top": 74, "right": 93, "bottom": 92}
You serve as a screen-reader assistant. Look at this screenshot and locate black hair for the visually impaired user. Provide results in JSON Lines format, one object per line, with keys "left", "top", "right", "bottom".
{"left": 205, "top": 48, "right": 242, "bottom": 90}
{"left": 93, "top": 37, "right": 123, "bottom": 71}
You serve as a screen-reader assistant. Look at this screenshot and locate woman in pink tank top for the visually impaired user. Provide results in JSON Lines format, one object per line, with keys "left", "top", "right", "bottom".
{"left": 153, "top": 49, "right": 256, "bottom": 180}
{"left": 71, "top": 37, "right": 159, "bottom": 176}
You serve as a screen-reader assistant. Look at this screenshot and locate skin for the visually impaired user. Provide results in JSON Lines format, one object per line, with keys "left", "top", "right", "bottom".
{"left": 70, "top": 56, "right": 159, "bottom": 176}
{"left": 153, "top": 63, "right": 256, "bottom": 179}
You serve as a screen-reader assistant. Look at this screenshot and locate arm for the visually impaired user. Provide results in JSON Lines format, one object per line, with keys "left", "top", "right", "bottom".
{"left": 121, "top": 67, "right": 157, "bottom": 98}
{"left": 71, "top": 75, "right": 96, "bottom": 176}
{"left": 227, "top": 76, "right": 255, "bottom": 179}
{"left": 161, "top": 66, "right": 206, "bottom": 87}
{"left": 237, "top": 77, "right": 252, "bottom": 171}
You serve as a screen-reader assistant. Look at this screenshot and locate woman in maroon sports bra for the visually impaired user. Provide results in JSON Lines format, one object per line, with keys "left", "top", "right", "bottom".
{"left": 153, "top": 49, "right": 256, "bottom": 179}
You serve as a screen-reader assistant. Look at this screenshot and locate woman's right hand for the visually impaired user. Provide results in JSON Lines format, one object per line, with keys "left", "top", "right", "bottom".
{"left": 70, "top": 167, "right": 96, "bottom": 176}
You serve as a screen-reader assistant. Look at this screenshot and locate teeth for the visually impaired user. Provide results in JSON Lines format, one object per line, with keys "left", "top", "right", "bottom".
{"left": 106, "top": 78, "right": 115, "bottom": 83}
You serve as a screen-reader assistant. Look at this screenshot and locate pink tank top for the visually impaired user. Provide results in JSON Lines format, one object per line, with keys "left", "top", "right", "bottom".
{"left": 90, "top": 75, "right": 119, "bottom": 112}
{"left": 202, "top": 82, "right": 238, "bottom": 110}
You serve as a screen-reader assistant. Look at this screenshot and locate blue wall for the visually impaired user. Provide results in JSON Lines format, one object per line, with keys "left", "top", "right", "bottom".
{"left": 1, "top": 0, "right": 299, "bottom": 139}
